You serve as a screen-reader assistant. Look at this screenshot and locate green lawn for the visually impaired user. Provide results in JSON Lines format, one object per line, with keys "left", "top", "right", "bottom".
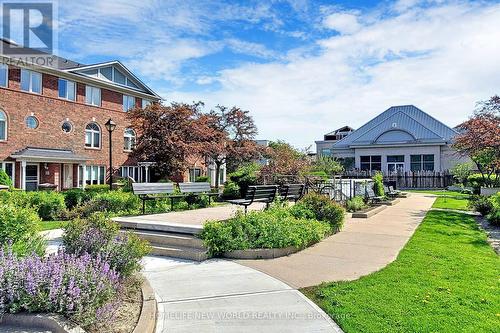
{"left": 406, "top": 189, "right": 470, "bottom": 198}
{"left": 38, "top": 220, "right": 67, "bottom": 231}
{"left": 303, "top": 210, "right": 500, "bottom": 332}
{"left": 432, "top": 196, "right": 471, "bottom": 211}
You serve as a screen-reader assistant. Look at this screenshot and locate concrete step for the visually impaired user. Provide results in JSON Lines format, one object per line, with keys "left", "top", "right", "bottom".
{"left": 113, "top": 218, "right": 203, "bottom": 235}
{"left": 150, "top": 245, "right": 209, "bottom": 261}
{"left": 121, "top": 230, "right": 205, "bottom": 249}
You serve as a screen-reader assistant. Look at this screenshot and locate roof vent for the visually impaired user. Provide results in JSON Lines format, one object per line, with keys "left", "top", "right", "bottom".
{"left": 392, "top": 122, "right": 397, "bottom": 128}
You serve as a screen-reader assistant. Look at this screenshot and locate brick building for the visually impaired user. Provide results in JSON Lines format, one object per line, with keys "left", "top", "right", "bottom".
{"left": 0, "top": 39, "right": 224, "bottom": 190}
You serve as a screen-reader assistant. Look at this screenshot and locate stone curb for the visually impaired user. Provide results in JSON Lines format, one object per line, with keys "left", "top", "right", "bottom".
{"left": 223, "top": 246, "right": 300, "bottom": 259}
{"left": 0, "top": 313, "right": 84, "bottom": 333}
{"left": 351, "top": 204, "right": 387, "bottom": 218}
{"left": 133, "top": 276, "right": 157, "bottom": 333}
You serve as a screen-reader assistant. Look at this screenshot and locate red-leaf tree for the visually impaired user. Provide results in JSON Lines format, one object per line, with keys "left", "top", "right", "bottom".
{"left": 453, "top": 96, "right": 500, "bottom": 186}
{"left": 259, "top": 141, "right": 310, "bottom": 183}
{"left": 203, "top": 106, "right": 260, "bottom": 188}
{"left": 128, "top": 102, "right": 215, "bottom": 178}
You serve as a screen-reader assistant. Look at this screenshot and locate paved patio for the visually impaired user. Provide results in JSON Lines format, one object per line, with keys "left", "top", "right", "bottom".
{"left": 235, "top": 193, "right": 435, "bottom": 288}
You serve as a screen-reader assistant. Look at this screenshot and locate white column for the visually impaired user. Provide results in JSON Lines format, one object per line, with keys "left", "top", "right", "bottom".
{"left": 21, "top": 160, "right": 26, "bottom": 190}
{"left": 145, "top": 166, "right": 149, "bottom": 182}
{"left": 81, "top": 164, "right": 87, "bottom": 189}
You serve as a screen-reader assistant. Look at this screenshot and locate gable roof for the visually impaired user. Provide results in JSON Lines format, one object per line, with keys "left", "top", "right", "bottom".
{"left": 332, "top": 105, "right": 458, "bottom": 149}
{"left": 65, "top": 61, "right": 160, "bottom": 97}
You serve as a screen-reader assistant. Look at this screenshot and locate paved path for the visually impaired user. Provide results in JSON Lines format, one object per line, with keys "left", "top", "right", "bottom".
{"left": 236, "top": 193, "right": 435, "bottom": 288}
{"left": 142, "top": 256, "right": 342, "bottom": 333}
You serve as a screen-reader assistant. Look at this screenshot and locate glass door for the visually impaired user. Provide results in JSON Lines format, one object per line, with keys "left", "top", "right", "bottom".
{"left": 25, "top": 164, "right": 39, "bottom": 191}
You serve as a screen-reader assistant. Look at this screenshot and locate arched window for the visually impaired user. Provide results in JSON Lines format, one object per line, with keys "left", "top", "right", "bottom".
{"left": 0, "top": 110, "right": 6, "bottom": 141}
{"left": 124, "top": 128, "right": 136, "bottom": 151}
{"left": 85, "top": 122, "right": 101, "bottom": 148}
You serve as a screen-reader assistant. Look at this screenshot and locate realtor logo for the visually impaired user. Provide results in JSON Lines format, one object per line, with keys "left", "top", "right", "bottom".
{"left": 1, "top": 1, "right": 57, "bottom": 65}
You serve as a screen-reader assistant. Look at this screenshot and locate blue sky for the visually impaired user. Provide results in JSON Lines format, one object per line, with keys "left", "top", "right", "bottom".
{"left": 55, "top": 0, "right": 500, "bottom": 148}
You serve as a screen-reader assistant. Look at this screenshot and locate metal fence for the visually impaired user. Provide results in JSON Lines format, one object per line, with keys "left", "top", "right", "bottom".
{"left": 341, "top": 170, "right": 454, "bottom": 189}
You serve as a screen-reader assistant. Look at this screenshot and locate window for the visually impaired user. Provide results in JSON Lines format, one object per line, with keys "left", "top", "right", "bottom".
{"left": 79, "top": 165, "right": 106, "bottom": 185}
{"left": 142, "top": 99, "right": 152, "bottom": 108}
{"left": 85, "top": 86, "right": 101, "bottom": 106}
{"left": 85, "top": 123, "right": 101, "bottom": 148}
{"left": 20, "top": 69, "right": 42, "bottom": 94}
{"left": 321, "top": 148, "right": 332, "bottom": 157}
{"left": 411, "top": 154, "right": 434, "bottom": 171}
{"left": 189, "top": 168, "right": 202, "bottom": 182}
{"left": 58, "top": 79, "right": 76, "bottom": 101}
{"left": 0, "top": 110, "right": 6, "bottom": 140}
{"left": 123, "top": 95, "right": 135, "bottom": 112}
{"left": 0, "top": 64, "right": 8, "bottom": 87}
{"left": 360, "top": 155, "right": 381, "bottom": 171}
{"left": 1, "top": 162, "right": 15, "bottom": 184}
{"left": 120, "top": 166, "right": 139, "bottom": 182}
{"left": 387, "top": 155, "right": 405, "bottom": 172}
{"left": 61, "top": 121, "right": 72, "bottom": 133}
{"left": 124, "top": 128, "right": 136, "bottom": 151}
{"left": 25, "top": 116, "right": 39, "bottom": 129}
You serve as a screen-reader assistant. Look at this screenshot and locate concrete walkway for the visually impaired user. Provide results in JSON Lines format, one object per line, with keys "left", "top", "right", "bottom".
{"left": 236, "top": 193, "right": 435, "bottom": 288}
{"left": 142, "top": 256, "right": 342, "bottom": 333}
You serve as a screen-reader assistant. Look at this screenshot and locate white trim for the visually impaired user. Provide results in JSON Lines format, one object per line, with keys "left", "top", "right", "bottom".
{"left": 85, "top": 122, "right": 101, "bottom": 148}
{"left": 0, "top": 109, "right": 7, "bottom": 141}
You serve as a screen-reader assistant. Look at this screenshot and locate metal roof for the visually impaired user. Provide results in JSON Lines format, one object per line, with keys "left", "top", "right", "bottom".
{"left": 10, "top": 147, "right": 91, "bottom": 162}
{"left": 332, "top": 105, "right": 458, "bottom": 149}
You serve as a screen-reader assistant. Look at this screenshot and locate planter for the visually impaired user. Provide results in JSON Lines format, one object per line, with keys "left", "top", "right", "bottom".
{"left": 480, "top": 187, "right": 500, "bottom": 196}
{"left": 133, "top": 277, "right": 157, "bottom": 333}
{"left": 223, "top": 246, "right": 299, "bottom": 259}
{"left": 379, "top": 198, "right": 400, "bottom": 206}
{"left": 352, "top": 205, "right": 387, "bottom": 218}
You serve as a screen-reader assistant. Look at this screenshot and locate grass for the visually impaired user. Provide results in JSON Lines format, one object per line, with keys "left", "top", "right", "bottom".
{"left": 303, "top": 209, "right": 500, "bottom": 333}
{"left": 38, "top": 220, "right": 67, "bottom": 231}
{"left": 432, "top": 196, "right": 471, "bottom": 211}
{"left": 406, "top": 189, "right": 471, "bottom": 198}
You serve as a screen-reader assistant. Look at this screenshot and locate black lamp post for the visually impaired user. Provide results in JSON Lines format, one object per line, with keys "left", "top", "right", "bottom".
{"left": 104, "top": 118, "right": 117, "bottom": 190}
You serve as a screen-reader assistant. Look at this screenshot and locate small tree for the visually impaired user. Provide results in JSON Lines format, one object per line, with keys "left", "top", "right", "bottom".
{"left": 311, "top": 157, "right": 344, "bottom": 177}
{"left": 260, "top": 141, "right": 310, "bottom": 183}
{"left": 450, "top": 162, "right": 473, "bottom": 186}
{"left": 453, "top": 96, "right": 500, "bottom": 187}
{"left": 128, "top": 102, "right": 214, "bottom": 179}
{"left": 204, "top": 106, "right": 260, "bottom": 188}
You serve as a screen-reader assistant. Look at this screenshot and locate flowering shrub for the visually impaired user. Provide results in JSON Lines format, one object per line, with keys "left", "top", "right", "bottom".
{"left": 0, "top": 203, "right": 46, "bottom": 256}
{"left": 63, "top": 214, "right": 150, "bottom": 277}
{"left": 0, "top": 247, "right": 120, "bottom": 326}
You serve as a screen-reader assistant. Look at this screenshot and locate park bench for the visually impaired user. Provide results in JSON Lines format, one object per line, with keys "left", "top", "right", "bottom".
{"left": 280, "top": 183, "right": 305, "bottom": 202}
{"left": 226, "top": 185, "right": 279, "bottom": 214}
{"left": 132, "top": 183, "right": 175, "bottom": 214}
{"left": 177, "top": 182, "right": 219, "bottom": 205}
{"left": 384, "top": 185, "right": 399, "bottom": 198}
{"left": 365, "top": 187, "right": 385, "bottom": 204}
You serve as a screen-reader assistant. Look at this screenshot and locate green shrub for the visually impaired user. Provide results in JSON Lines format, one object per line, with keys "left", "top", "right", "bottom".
{"left": 222, "top": 181, "right": 240, "bottom": 199}
{"left": 468, "top": 195, "right": 494, "bottom": 216}
{"left": 372, "top": 171, "right": 385, "bottom": 197}
{"left": 84, "top": 184, "right": 110, "bottom": 194}
{"left": 0, "top": 203, "right": 46, "bottom": 256}
{"left": 228, "top": 163, "right": 260, "bottom": 196}
{"left": 195, "top": 176, "right": 210, "bottom": 183}
{"left": 75, "top": 191, "right": 141, "bottom": 218}
{"left": 62, "top": 188, "right": 92, "bottom": 210}
{"left": 487, "top": 208, "right": 500, "bottom": 226}
{"left": 0, "top": 191, "right": 66, "bottom": 221}
{"left": 201, "top": 208, "right": 331, "bottom": 256}
{"left": 63, "top": 213, "right": 150, "bottom": 277}
{"left": 467, "top": 174, "right": 499, "bottom": 192}
{"left": 305, "top": 171, "right": 329, "bottom": 180}
{"left": 295, "top": 192, "right": 345, "bottom": 231}
{"left": 346, "top": 196, "right": 367, "bottom": 212}
{"left": 0, "top": 169, "right": 12, "bottom": 187}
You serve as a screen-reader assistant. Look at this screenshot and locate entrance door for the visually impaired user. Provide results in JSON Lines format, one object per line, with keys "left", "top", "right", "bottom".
{"left": 63, "top": 164, "right": 73, "bottom": 189}
{"left": 25, "top": 164, "right": 39, "bottom": 191}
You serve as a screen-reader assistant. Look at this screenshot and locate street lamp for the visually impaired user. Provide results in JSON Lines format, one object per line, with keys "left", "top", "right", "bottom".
{"left": 105, "top": 118, "right": 117, "bottom": 190}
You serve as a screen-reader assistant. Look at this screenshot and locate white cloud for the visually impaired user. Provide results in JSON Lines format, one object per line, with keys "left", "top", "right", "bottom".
{"left": 165, "top": 1, "right": 500, "bottom": 148}
{"left": 323, "top": 12, "right": 361, "bottom": 34}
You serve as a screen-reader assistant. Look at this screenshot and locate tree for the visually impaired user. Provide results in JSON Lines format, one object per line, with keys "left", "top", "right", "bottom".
{"left": 260, "top": 141, "right": 310, "bottom": 183}
{"left": 128, "top": 102, "right": 214, "bottom": 179}
{"left": 453, "top": 96, "right": 500, "bottom": 187}
{"left": 204, "top": 106, "right": 260, "bottom": 188}
{"left": 311, "top": 157, "right": 344, "bottom": 177}
{"left": 450, "top": 162, "right": 473, "bottom": 186}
